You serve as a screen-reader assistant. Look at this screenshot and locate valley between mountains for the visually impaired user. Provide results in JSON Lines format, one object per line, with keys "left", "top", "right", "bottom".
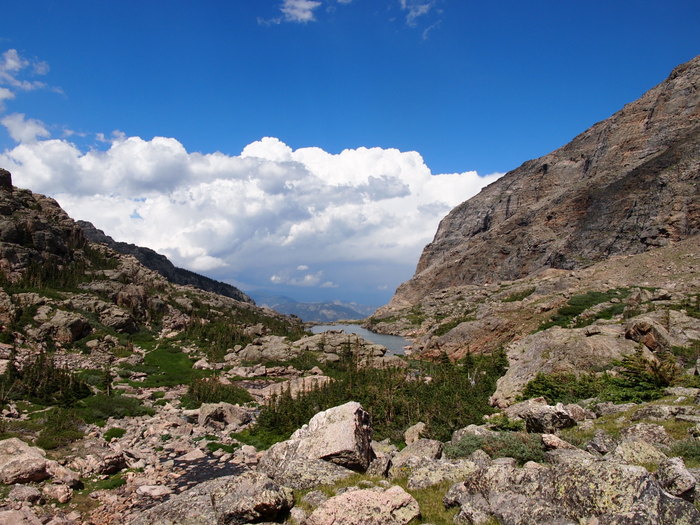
{"left": 0, "top": 56, "right": 699, "bottom": 525}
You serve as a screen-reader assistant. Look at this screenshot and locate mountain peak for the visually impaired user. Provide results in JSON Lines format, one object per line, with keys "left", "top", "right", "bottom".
{"left": 388, "top": 55, "right": 700, "bottom": 307}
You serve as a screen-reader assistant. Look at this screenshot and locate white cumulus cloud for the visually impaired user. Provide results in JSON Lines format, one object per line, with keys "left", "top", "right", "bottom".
{"left": 1, "top": 113, "right": 50, "bottom": 143}
{"left": 0, "top": 133, "right": 502, "bottom": 301}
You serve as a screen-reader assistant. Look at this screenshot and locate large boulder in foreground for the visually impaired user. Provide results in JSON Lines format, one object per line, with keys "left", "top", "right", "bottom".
{"left": 261, "top": 401, "right": 373, "bottom": 468}
{"left": 444, "top": 457, "right": 700, "bottom": 524}
{"left": 305, "top": 485, "right": 420, "bottom": 525}
{"left": 0, "top": 438, "right": 51, "bottom": 484}
{"left": 130, "top": 471, "right": 293, "bottom": 525}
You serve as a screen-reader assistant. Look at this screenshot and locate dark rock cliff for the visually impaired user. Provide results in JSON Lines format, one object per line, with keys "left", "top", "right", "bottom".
{"left": 77, "top": 220, "right": 253, "bottom": 304}
{"left": 390, "top": 56, "right": 700, "bottom": 306}
{"left": 0, "top": 168, "right": 87, "bottom": 281}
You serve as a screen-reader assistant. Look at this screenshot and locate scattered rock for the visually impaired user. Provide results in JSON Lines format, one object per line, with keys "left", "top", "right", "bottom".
{"left": 657, "top": 457, "right": 696, "bottom": 502}
{"left": 404, "top": 421, "right": 427, "bottom": 445}
{"left": 198, "top": 402, "right": 253, "bottom": 430}
{"left": 0, "top": 438, "right": 50, "bottom": 484}
{"left": 8, "top": 485, "right": 42, "bottom": 503}
{"left": 305, "top": 485, "right": 420, "bottom": 525}
{"left": 42, "top": 483, "right": 73, "bottom": 503}
{"left": 608, "top": 439, "right": 668, "bottom": 467}
{"left": 131, "top": 471, "right": 293, "bottom": 525}
{"left": 260, "top": 401, "right": 374, "bottom": 473}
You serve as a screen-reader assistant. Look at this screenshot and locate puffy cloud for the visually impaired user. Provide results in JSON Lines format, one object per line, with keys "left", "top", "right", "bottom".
{"left": 1, "top": 113, "right": 50, "bottom": 143}
{"left": 0, "top": 133, "right": 502, "bottom": 303}
{"left": 281, "top": 0, "right": 322, "bottom": 23}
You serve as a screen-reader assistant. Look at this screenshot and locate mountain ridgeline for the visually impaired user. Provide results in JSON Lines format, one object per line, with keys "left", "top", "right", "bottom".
{"left": 387, "top": 55, "right": 700, "bottom": 308}
{"left": 78, "top": 220, "right": 253, "bottom": 304}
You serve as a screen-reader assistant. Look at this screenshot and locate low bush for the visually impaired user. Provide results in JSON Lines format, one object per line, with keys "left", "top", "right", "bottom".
{"left": 520, "top": 349, "right": 682, "bottom": 405}
{"left": 445, "top": 432, "right": 545, "bottom": 465}
{"left": 237, "top": 351, "right": 506, "bottom": 448}
{"left": 103, "top": 427, "right": 126, "bottom": 441}
{"left": 78, "top": 394, "right": 153, "bottom": 425}
{"left": 181, "top": 377, "right": 253, "bottom": 409}
{"left": 205, "top": 441, "right": 238, "bottom": 454}
{"left": 520, "top": 372, "right": 604, "bottom": 404}
{"left": 35, "top": 408, "right": 84, "bottom": 449}
{"left": 487, "top": 414, "right": 525, "bottom": 432}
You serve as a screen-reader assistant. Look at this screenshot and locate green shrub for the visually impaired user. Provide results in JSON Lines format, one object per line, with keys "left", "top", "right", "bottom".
{"left": 78, "top": 394, "right": 153, "bottom": 424}
{"left": 445, "top": 432, "right": 546, "bottom": 465}
{"left": 600, "top": 348, "right": 680, "bottom": 403}
{"left": 487, "top": 414, "right": 525, "bottom": 432}
{"left": 35, "top": 408, "right": 84, "bottom": 449}
{"left": 103, "top": 427, "right": 126, "bottom": 441}
{"left": 443, "top": 434, "right": 485, "bottom": 459}
{"left": 238, "top": 350, "right": 506, "bottom": 448}
{"left": 520, "top": 372, "right": 604, "bottom": 404}
{"left": 538, "top": 288, "right": 630, "bottom": 330}
{"left": 433, "top": 315, "right": 476, "bottom": 337}
{"left": 181, "top": 377, "right": 254, "bottom": 409}
{"left": 206, "top": 441, "right": 238, "bottom": 454}
{"left": 0, "top": 352, "right": 91, "bottom": 407}
{"left": 521, "top": 349, "right": 682, "bottom": 405}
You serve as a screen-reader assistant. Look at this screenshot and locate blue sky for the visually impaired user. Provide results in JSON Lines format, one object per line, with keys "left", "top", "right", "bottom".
{"left": 1, "top": 1, "right": 698, "bottom": 306}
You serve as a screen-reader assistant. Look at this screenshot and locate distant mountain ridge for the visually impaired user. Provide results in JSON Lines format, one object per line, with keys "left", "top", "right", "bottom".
{"left": 78, "top": 220, "right": 253, "bottom": 304}
{"left": 387, "top": 55, "right": 700, "bottom": 308}
{"left": 251, "top": 292, "right": 375, "bottom": 322}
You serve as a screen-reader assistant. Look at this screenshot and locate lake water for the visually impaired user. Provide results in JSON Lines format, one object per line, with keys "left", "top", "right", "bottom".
{"left": 310, "top": 323, "right": 411, "bottom": 355}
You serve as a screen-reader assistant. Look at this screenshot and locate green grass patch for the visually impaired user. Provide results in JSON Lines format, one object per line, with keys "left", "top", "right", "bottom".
{"left": 77, "top": 393, "right": 153, "bottom": 425}
{"left": 124, "top": 343, "right": 204, "bottom": 387}
{"left": 502, "top": 286, "right": 536, "bottom": 303}
{"left": 538, "top": 288, "right": 630, "bottom": 331}
{"left": 205, "top": 441, "right": 238, "bottom": 454}
{"left": 670, "top": 439, "right": 700, "bottom": 468}
{"left": 103, "top": 427, "right": 126, "bottom": 441}
{"left": 432, "top": 315, "right": 476, "bottom": 337}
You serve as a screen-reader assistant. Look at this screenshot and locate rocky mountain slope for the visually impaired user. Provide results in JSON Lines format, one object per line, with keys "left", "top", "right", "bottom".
{"left": 388, "top": 55, "right": 699, "bottom": 308}
{"left": 78, "top": 220, "right": 253, "bottom": 304}
{"left": 368, "top": 55, "right": 700, "bottom": 406}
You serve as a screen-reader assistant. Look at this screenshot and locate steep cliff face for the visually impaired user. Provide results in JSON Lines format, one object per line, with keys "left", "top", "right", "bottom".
{"left": 0, "top": 169, "right": 87, "bottom": 281}
{"left": 389, "top": 56, "right": 699, "bottom": 307}
{"left": 78, "top": 221, "right": 253, "bottom": 304}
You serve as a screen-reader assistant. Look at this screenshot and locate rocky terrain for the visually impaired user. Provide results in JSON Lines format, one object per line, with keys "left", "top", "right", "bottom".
{"left": 387, "top": 55, "right": 699, "bottom": 307}
{"left": 369, "top": 55, "right": 700, "bottom": 403}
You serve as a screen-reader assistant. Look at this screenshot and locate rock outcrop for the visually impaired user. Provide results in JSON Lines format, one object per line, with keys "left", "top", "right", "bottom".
{"left": 444, "top": 458, "right": 700, "bottom": 524}
{"left": 305, "top": 485, "right": 420, "bottom": 525}
{"left": 259, "top": 401, "right": 374, "bottom": 489}
{"left": 387, "top": 55, "right": 700, "bottom": 307}
{"left": 130, "top": 471, "right": 293, "bottom": 525}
